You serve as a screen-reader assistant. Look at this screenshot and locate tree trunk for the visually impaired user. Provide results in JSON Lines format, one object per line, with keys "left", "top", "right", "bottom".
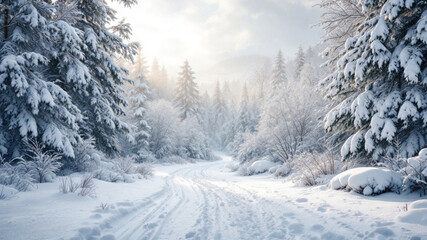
{"left": 4, "top": 7, "right": 8, "bottom": 40}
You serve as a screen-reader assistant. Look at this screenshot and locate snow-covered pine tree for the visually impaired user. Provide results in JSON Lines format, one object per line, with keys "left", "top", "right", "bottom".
{"left": 175, "top": 60, "right": 200, "bottom": 120}
{"left": 70, "top": 0, "right": 138, "bottom": 156}
{"left": 237, "top": 83, "right": 254, "bottom": 133}
{"left": 300, "top": 47, "right": 317, "bottom": 85}
{"left": 0, "top": 0, "right": 83, "bottom": 159}
{"left": 323, "top": 0, "right": 427, "bottom": 162}
{"left": 131, "top": 47, "right": 149, "bottom": 79}
{"left": 294, "top": 46, "right": 305, "bottom": 81}
{"left": 271, "top": 50, "right": 287, "bottom": 90}
{"left": 127, "top": 72, "right": 151, "bottom": 158}
{"left": 227, "top": 82, "right": 256, "bottom": 156}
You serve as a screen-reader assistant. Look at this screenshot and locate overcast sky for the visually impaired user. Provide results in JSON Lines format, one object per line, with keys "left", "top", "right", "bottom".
{"left": 110, "top": 0, "right": 323, "bottom": 77}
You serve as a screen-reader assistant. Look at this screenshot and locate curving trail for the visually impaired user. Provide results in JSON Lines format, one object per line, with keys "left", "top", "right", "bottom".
{"left": 74, "top": 154, "right": 425, "bottom": 240}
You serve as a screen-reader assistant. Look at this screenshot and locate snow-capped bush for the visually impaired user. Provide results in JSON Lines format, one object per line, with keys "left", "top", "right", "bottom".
{"left": 401, "top": 148, "right": 427, "bottom": 195}
{"left": 114, "top": 157, "right": 135, "bottom": 174}
{"left": 247, "top": 159, "right": 279, "bottom": 175}
{"left": 330, "top": 167, "right": 402, "bottom": 195}
{"left": 131, "top": 150, "right": 156, "bottom": 163}
{"left": 146, "top": 100, "right": 181, "bottom": 159}
{"left": 92, "top": 169, "right": 124, "bottom": 183}
{"left": 0, "top": 140, "right": 62, "bottom": 191}
{"left": 23, "top": 140, "right": 63, "bottom": 183}
{"left": 0, "top": 184, "right": 18, "bottom": 200}
{"left": 295, "top": 151, "right": 341, "bottom": 186}
{"left": 0, "top": 159, "right": 34, "bottom": 192}
{"left": 71, "top": 138, "right": 102, "bottom": 172}
{"left": 237, "top": 133, "right": 270, "bottom": 164}
{"left": 180, "top": 117, "right": 212, "bottom": 160}
{"left": 135, "top": 164, "right": 153, "bottom": 179}
{"left": 273, "top": 164, "right": 293, "bottom": 178}
{"left": 226, "top": 162, "right": 240, "bottom": 172}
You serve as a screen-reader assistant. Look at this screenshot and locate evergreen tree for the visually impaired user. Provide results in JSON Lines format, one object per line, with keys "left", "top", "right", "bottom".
{"left": 68, "top": 0, "right": 137, "bottom": 156}
{"left": 175, "top": 60, "right": 200, "bottom": 120}
{"left": 300, "top": 48, "right": 317, "bottom": 85}
{"left": 237, "top": 83, "right": 254, "bottom": 133}
{"left": 323, "top": 0, "right": 427, "bottom": 162}
{"left": 271, "top": 50, "right": 287, "bottom": 90}
{"left": 149, "top": 58, "right": 161, "bottom": 85}
{"left": 294, "top": 46, "right": 305, "bottom": 81}
{"left": 131, "top": 47, "right": 149, "bottom": 79}
{"left": 0, "top": 0, "right": 83, "bottom": 159}
{"left": 128, "top": 72, "right": 151, "bottom": 156}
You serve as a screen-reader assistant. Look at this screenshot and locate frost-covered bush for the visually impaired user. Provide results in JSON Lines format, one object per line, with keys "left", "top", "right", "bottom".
{"left": 272, "top": 163, "right": 293, "bottom": 178}
{"left": 401, "top": 148, "right": 427, "bottom": 195}
{"left": 135, "top": 164, "right": 153, "bottom": 179}
{"left": 330, "top": 167, "right": 402, "bottom": 195}
{"left": 146, "top": 100, "right": 181, "bottom": 159}
{"left": 295, "top": 151, "right": 341, "bottom": 186}
{"left": 131, "top": 150, "right": 156, "bottom": 163}
{"left": 237, "top": 132, "right": 271, "bottom": 164}
{"left": 114, "top": 157, "right": 135, "bottom": 174}
{"left": 0, "top": 184, "right": 18, "bottom": 200}
{"left": 227, "top": 162, "right": 240, "bottom": 172}
{"left": 0, "top": 140, "right": 62, "bottom": 191}
{"left": 180, "top": 117, "right": 212, "bottom": 160}
{"left": 93, "top": 169, "right": 124, "bottom": 183}
{"left": 71, "top": 138, "right": 102, "bottom": 172}
{"left": 0, "top": 158, "right": 34, "bottom": 191}
{"left": 237, "top": 81, "right": 325, "bottom": 164}
{"left": 237, "top": 162, "right": 252, "bottom": 176}
{"left": 23, "top": 140, "right": 63, "bottom": 183}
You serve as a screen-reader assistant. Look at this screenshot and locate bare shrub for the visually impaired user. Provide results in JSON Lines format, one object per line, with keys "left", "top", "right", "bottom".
{"left": 59, "top": 176, "right": 79, "bottom": 194}
{"left": 0, "top": 186, "right": 5, "bottom": 200}
{"left": 114, "top": 157, "right": 134, "bottom": 174}
{"left": 93, "top": 169, "right": 123, "bottom": 182}
{"left": 78, "top": 174, "right": 96, "bottom": 197}
{"left": 100, "top": 202, "right": 108, "bottom": 210}
{"left": 135, "top": 164, "right": 153, "bottom": 178}
{"left": 295, "top": 150, "right": 340, "bottom": 186}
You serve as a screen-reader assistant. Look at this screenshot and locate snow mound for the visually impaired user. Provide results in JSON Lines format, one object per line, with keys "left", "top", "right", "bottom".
{"left": 329, "top": 167, "right": 402, "bottom": 195}
{"left": 272, "top": 164, "right": 292, "bottom": 177}
{"left": 398, "top": 200, "right": 427, "bottom": 226}
{"left": 0, "top": 184, "right": 18, "bottom": 199}
{"left": 247, "top": 160, "right": 279, "bottom": 175}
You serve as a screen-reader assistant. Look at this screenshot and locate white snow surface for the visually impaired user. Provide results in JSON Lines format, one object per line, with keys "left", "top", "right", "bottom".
{"left": 0, "top": 153, "right": 426, "bottom": 240}
{"left": 330, "top": 167, "right": 402, "bottom": 195}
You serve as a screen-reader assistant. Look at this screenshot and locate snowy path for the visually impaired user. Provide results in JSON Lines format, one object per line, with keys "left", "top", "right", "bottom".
{"left": 1, "top": 153, "right": 426, "bottom": 240}
{"left": 73, "top": 154, "right": 426, "bottom": 240}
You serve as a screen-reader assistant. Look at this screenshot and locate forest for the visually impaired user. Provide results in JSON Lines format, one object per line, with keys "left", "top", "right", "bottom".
{"left": 0, "top": 0, "right": 427, "bottom": 239}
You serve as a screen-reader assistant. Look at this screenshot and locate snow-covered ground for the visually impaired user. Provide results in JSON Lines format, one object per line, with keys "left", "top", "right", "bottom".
{"left": 1, "top": 153, "right": 426, "bottom": 240}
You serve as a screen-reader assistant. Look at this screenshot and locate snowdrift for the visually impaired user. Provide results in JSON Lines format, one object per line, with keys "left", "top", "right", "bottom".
{"left": 398, "top": 200, "right": 427, "bottom": 226}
